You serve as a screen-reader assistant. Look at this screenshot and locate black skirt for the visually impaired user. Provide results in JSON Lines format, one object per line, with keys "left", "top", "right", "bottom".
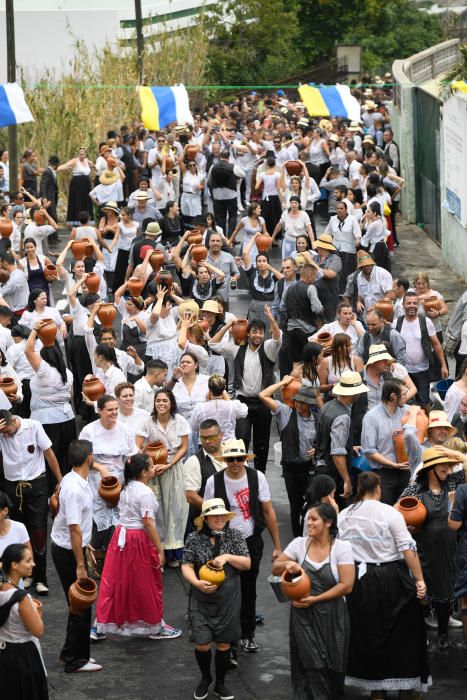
{"left": 0, "top": 640, "right": 49, "bottom": 699}
{"left": 345, "top": 560, "right": 430, "bottom": 692}
{"left": 67, "top": 174, "right": 93, "bottom": 224}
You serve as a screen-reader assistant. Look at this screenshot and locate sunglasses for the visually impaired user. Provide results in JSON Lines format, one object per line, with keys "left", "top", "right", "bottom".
{"left": 200, "top": 434, "right": 221, "bottom": 442}
{"left": 225, "top": 456, "right": 245, "bottom": 463}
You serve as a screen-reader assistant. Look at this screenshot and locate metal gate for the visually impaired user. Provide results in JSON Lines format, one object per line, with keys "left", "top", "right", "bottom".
{"left": 413, "top": 88, "right": 441, "bottom": 243}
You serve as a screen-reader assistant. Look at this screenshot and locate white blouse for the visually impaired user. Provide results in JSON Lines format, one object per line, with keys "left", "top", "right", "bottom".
{"left": 283, "top": 537, "right": 354, "bottom": 582}
{"left": 119, "top": 480, "right": 159, "bottom": 528}
{"left": 172, "top": 374, "right": 210, "bottom": 420}
{"left": 136, "top": 413, "right": 190, "bottom": 459}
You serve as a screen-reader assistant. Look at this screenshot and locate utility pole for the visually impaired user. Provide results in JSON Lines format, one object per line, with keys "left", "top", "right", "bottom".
{"left": 6, "top": 0, "right": 18, "bottom": 194}
{"left": 135, "top": 0, "right": 145, "bottom": 84}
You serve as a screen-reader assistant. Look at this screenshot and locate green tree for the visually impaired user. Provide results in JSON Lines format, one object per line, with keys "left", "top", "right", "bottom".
{"left": 206, "top": 0, "right": 304, "bottom": 85}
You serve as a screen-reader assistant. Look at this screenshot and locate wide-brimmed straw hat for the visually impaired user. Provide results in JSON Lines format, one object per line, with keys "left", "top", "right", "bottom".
{"left": 145, "top": 222, "right": 162, "bottom": 236}
{"left": 101, "top": 201, "right": 120, "bottom": 215}
{"left": 416, "top": 446, "right": 459, "bottom": 476}
{"left": 364, "top": 100, "right": 377, "bottom": 110}
{"left": 312, "top": 233, "right": 337, "bottom": 252}
{"left": 194, "top": 498, "right": 235, "bottom": 529}
{"left": 357, "top": 251, "right": 375, "bottom": 268}
{"left": 328, "top": 134, "right": 339, "bottom": 143}
{"left": 135, "top": 190, "right": 150, "bottom": 201}
{"left": 365, "top": 344, "right": 395, "bottom": 367}
{"left": 425, "top": 411, "right": 457, "bottom": 438}
{"left": 221, "top": 439, "right": 254, "bottom": 461}
{"left": 99, "top": 170, "right": 118, "bottom": 186}
{"left": 332, "top": 371, "right": 369, "bottom": 397}
{"left": 201, "top": 300, "right": 221, "bottom": 314}
{"left": 348, "top": 121, "right": 362, "bottom": 131}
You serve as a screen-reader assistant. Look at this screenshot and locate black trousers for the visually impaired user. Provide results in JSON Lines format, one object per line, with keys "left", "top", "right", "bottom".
{"left": 2, "top": 474, "right": 48, "bottom": 584}
{"left": 379, "top": 467, "right": 410, "bottom": 506}
{"left": 240, "top": 533, "right": 264, "bottom": 639}
{"left": 236, "top": 396, "right": 272, "bottom": 473}
{"left": 409, "top": 369, "right": 430, "bottom": 406}
{"left": 213, "top": 196, "right": 237, "bottom": 237}
{"left": 338, "top": 251, "right": 357, "bottom": 295}
{"left": 43, "top": 419, "right": 77, "bottom": 496}
{"left": 51, "top": 542, "right": 92, "bottom": 672}
{"left": 282, "top": 462, "right": 312, "bottom": 538}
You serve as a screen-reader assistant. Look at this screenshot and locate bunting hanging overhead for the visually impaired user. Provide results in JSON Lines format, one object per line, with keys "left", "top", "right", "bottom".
{"left": 298, "top": 84, "right": 361, "bottom": 121}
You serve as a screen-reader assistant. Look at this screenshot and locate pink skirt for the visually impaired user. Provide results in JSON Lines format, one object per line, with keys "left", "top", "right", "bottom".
{"left": 96, "top": 525, "right": 164, "bottom": 636}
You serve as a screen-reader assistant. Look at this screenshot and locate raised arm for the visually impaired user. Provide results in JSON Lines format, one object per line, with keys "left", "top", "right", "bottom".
{"left": 24, "top": 323, "right": 43, "bottom": 371}
{"left": 258, "top": 376, "right": 292, "bottom": 412}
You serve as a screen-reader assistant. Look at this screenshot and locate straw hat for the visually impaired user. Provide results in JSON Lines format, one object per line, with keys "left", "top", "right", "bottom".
{"left": 328, "top": 134, "right": 339, "bottom": 143}
{"left": 364, "top": 100, "right": 377, "bottom": 110}
{"left": 145, "top": 222, "right": 162, "bottom": 236}
{"left": 135, "top": 191, "right": 150, "bottom": 201}
{"left": 332, "top": 371, "right": 369, "bottom": 396}
{"left": 101, "top": 201, "right": 120, "bottom": 215}
{"left": 319, "top": 119, "right": 332, "bottom": 131}
{"left": 365, "top": 344, "right": 395, "bottom": 367}
{"left": 425, "top": 411, "right": 457, "bottom": 438}
{"left": 194, "top": 498, "right": 235, "bottom": 529}
{"left": 362, "top": 135, "right": 375, "bottom": 144}
{"left": 357, "top": 251, "right": 375, "bottom": 269}
{"left": 416, "top": 446, "right": 459, "bottom": 475}
{"left": 297, "top": 118, "right": 309, "bottom": 127}
{"left": 313, "top": 233, "right": 337, "bottom": 252}
{"left": 221, "top": 439, "right": 254, "bottom": 461}
{"left": 201, "top": 300, "right": 221, "bottom": 314}
{"left": 99, "top": 170, "right": 118, "bottom": 186}
{"left": 348, "top": 121, "right": 362, "bottom": 132}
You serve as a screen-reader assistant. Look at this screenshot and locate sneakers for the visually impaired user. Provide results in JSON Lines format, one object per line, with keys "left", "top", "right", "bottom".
{"left": 425, "top": 613, "right": 437, "bottom": 629}
{"left": 23, "top": 577, "right": 33, "bottom": 589}
{"left": 213, "top": 683, "right": 234, "bottom": 700}
{"left": 149, "top": 623, "right": 182, "bottom": 640}
{"left": 35, "top": 582, "right": 49, "bottom": 596}
{"left": 449, "top": 616, "right": 463, "bottom": 628}
{"left": 241, "top": 637, "right": 259, "bottom": 653}
{"left": 73, "top": 661, "right": 102, "bottom": 673}
{"left": 194, "top": 677, "right": 212, "bottom": 700}
{"left": 90, "top": 626, "right": 106, "bottom": 642}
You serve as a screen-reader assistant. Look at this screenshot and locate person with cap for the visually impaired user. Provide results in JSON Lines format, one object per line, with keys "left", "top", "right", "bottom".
{"left": 259, "top": 376, "right": 318, "bottom": 537}
{"left": 204, "top": 439, "right": 281, "bottom": 655}
{"left": 131, "top": 190, "right": 162, "bottom": 231}
{"left": 309, "top": 233, "right": 342, "bottom": 322}
{"left": 339, "top": 471, "right": 429, "bottom": 698}
{"left": 126, "top": 220, "right": 165, "bottom": 280}
{"left": 39, "top": 155, "right": 60, "bottom": 223}
{"left": 394, "top": 290, "right": 448, "bottom": 404}
{"left": 324, "top": 200, "right": 360, "bottom": 294}
{"left": 403, "top": 407, "right": 458, "bottom": 474}
{"left": 361, "top": 377, "right": 411, "bottom": 504}
{"left": 310, "top": 301, "right": 363, "bottom": 353}
{"left": 127, "top": 179, "right": 157, "bottom": 208}
{"left": 314, "top": 370, "right": 369, "bottom": 504}
{"left": 344, "top": 250, "right": 393, "bottom": 318}
{"left": 182, "top": 497, "right": 251, "bottom": 700}
{"left": 400, "top": 446, "right": 467, "bottom": 650}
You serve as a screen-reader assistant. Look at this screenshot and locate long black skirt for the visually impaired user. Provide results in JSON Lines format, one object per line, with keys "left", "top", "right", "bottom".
{"left": 114, "top": 249, "right": 130, "bottom": 291}
{"left": 261, "top": 195, "right": 282, "bottom": 235}
{"left": 68, "top": 333, "right": 93, "bottom": 417}
{"left": 67, "top": 174, "right": 93, "bottom": 224}
{"left": 345, "top": 560, "right": 430, "bottom": 692}
{"left": 0, "top": 640, "right": 48, "bottom": 699}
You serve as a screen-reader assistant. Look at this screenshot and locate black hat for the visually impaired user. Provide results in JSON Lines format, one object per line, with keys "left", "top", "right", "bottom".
{"left": 49, "top": 155, "right": 60, "bottom": 166}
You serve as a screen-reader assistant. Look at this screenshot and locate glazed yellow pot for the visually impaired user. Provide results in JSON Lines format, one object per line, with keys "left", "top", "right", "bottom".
{"left": 199, "top": 561, "right": 225, "bottom": 587}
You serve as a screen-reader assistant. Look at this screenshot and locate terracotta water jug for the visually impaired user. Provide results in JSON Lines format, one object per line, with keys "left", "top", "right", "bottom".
{"left": 149, "top": 250, "right": 165, "bottom": 272}
{"left": 281, "top": 379, "right": 302, "bottom": 408}
{"left": 98, "top": 476, "right": 122, "bottom": 508}
{"left": 50, "top": 486, "right": 60, "bottom": 519}
{"left": 0, "top": 219, "right": 13, "bottom": 238}
{"left": 155, "top": 270, "right": 173, "bottom": 295}
{"left": 256, "top": 234, "right": 272, "bottom": 253}
{"left": 71, "top": 240, "right": 87, "bottom": 260}
{"left": 198, "top": 319, "right": 210, "bottom": 333}
{"left": 187, "top": 231, "right": 203, "bottom": 246}
{"left": 97, "top": 303, "right": 116, "bottom": 328}
{"left": 401, "top": 409, "right": 428, "bottom": 444}
{"left": 144, "top": 441, "right": 169, "bottom": 464}
{"left": 284, "top": 160, "right": 302, "bottom": 176}
{"left": 127, "top": 276, "right": 144, "bottom": 296}
{"left": 423, "top": 296, "right": 440, "bottom": 314}
{"left": 84, "top": 272, "right": 100, "bottom": 294}
{"left": 199, "top": 561, "right": 225, "bottom": 587}
{"left": 191, "top": 245, "right": 208, "bottom": 263}
{"left": 392, "top": 429, "right": 408, "bottom": 463}
{"left": 316, "top": 332, "right": 333, "bottom": 356}
{"left": 38, "top": 319, "right": 57, "bottom": 347}
{"left": 44, "top": 264, "right": 58, "bottom": 282}
{"left": 164, "top": 155, "right": 174, "bottom": 170}
{"left": 0, "top": 377, "right": 17, "bottom": 398}
{"left": 33, "top": 210, "right": 47, "bottom": 226}
{"left": 82, "top": 238, "right": 94, "bottom": 257}
{"left": 231, "top": 319, "right": 248, "bottom": 346}
{"left": 82, "top": 376, "right": 105, "bottom": 402}
{"left": 62, "top": 314, "right": 73, "bottom": 326}
{"left": 186, "top": 145, "right": 198, "bottom": 161}
{"left": 106, "top": 155, "right": 118, "bottom": 169}
{"left": 394, "top": 496, "right": 427, "bottom": 533}
{"left": 281, "top": 567, "right": 311, "bottom": 601}
{"left": 0, "top": 269, "right": 9, "bottom": 284}
{"left": 375, "top": 298, "right": 394, "bottom": 321}
{"left": 68, "top": 577, "right": 98, "bottom": 615}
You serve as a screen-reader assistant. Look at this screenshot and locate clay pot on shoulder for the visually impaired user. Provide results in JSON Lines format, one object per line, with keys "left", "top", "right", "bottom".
{"left": 231, "top": 319, "right": 248, "bottom": 346}
{"left": 144, "top": 441, "right": 169, "bottom": 464}
{"left": 127, "top": 276, "right": 144, "bottom": 296}
{"left": 71, "top": 240, "right": 87, "bottom": 260}
{"left": 281, "top": 567, "right": 311, "bottom": 601}
{"left": 281, "top": 378, "right": 302, "bottom": 408}
{"left": 284, "top": 160, "right": 303, "bottom": 177}
{"left": 423, "top": 296, "right": 440, "bottom": 314}
{"left": 187, "top": 231, "right": 203, "bottom": 246}
{"left": 155, "top": 270, "right": 173, "bottom": 295}
{"left": 106, "top": 155, "right": 118, "bottom": 169}
{"left": 149, "top": 250, "right": 165, "bottom": 272}
{"left": 164, "top": 156, "right": 175, "bottom": 171}
{"left": 68, "top": 577, "right": 98, "bottom": 616}
{"left": 401, "top": 409, "right": 428, "bottom": 444}
{"left": 375, "top": 298, "right": 394, "bottom": 321}
{"left": 0, "top": 377, "right": 17, "bottom": 398}
{"left": 186, "top": 145, "right": 198, "bottom": 161}
{"left": 62, "top": 314, "right": 73, "bottom": 326}
{"left": 44, "top": 264, "right": 58, "bottom": 282}
{"left": 199, "top": 561, "right": 225, "bottom": 587}
{"left": 97, "top": 303, "right": 116, "bottom": 329}
{"left": 33, "top": 210, "right": 47, "bottom": 226}
{"left": 191, "top": 245, "right": 208, "bottom": 263}
{"left": 84, "top": 272, "right": 100, "bottom": 294}
{"left": 0, "top": 269, "right": 9, "bottom": 285}
{"left": 82, "top": 238, "right": 94, "bottom": 257}
{"left": 37, "top": 319, "right": 57, "bottom": 347}
{"left": 98, "top": 476, "right": 122, "bottom": 508}
{"left": 255, "top": 234, "right": 272, "bottom": 253}
{"left": 82, "top": 376, "right": 105, "bottom": 402}
{"left": 316, "top": 332, "right": 333, "bottom": 349}
{"left": 0, "top": 219, "right": 13, "bottom": 238}
{"left": 394, "top": 496, "right": 427, "bottom": 533}
{"left": 50, "top": 487, "right": 60, "bottom": 519}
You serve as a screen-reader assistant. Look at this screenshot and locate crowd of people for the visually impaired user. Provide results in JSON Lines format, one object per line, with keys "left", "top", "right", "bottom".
{"left": 1, "top": 80, "right": 467, "bottom": 700}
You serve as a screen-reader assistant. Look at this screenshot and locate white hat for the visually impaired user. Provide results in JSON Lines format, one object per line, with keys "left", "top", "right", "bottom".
{"left": 332, "top": 371, "right": 369, "bottom": 396}
{"left": 221, "top": 438, "right": 254, "bottom": 461}
{"left": 194, "top": 498, "right": 235, "bottom": 529}
{"left": 145, "top": 222, "right": 162, "bottom": 236}
{"left": 365, "top": 344, "right": 395, "bottom": 367}
{"left": 135, "top": 191, "right": 150, "bottom": 201}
